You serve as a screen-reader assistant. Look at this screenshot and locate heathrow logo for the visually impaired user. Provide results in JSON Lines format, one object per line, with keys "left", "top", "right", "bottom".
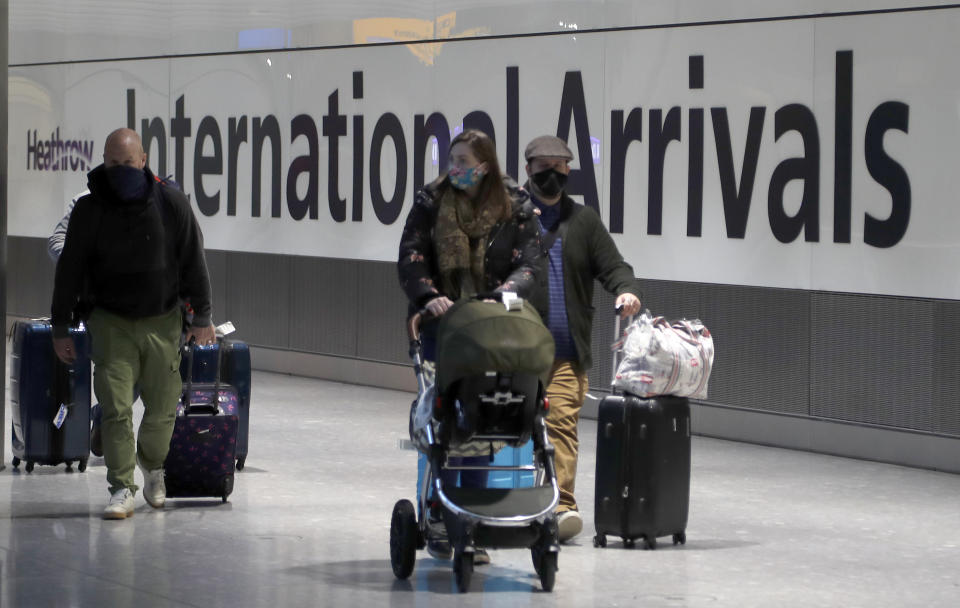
{"left": 26, "top": 127, "right": 96, "bottom": 172}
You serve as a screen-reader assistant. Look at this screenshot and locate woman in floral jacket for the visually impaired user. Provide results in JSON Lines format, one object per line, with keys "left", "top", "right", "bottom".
{"left": 398, "top": 129, "right": 546, "bottom": 322}
{"left": 396, "top": 128, "right": 546, "bottom": 564}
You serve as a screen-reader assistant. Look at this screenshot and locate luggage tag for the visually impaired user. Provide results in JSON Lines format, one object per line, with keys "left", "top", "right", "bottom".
{"left": 53, "top": 403, "right": 69, "bottom": 429}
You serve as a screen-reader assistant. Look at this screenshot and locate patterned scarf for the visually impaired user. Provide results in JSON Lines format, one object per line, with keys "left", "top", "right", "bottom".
{"left": 434, "top": 187, "right": 499, "bottom": 300}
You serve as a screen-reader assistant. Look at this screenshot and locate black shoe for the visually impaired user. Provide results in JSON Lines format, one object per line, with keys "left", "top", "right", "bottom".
{"left": 427, "top": 540, "right": 452, "bottom": 560}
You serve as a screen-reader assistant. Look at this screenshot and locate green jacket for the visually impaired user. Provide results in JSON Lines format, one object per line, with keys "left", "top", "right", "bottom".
{"left": 535, "top": 189, "right": 642, "bottom": 372}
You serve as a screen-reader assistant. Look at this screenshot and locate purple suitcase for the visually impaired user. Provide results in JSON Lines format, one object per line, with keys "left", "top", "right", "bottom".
{"left": 179, "top": 339, "right": 252, "bottom": 470}
{"left": 164, "top": 341, "right": 238, "bottom": 502}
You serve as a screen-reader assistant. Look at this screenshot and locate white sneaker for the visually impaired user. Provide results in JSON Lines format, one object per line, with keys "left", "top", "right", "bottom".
{"left": 103, "top": 488, "right": 135, "bottom": 520}
{"left": 138, "top": 460, "right": 166, "bottom": 508}
{"left": 557, "top": 510, "right": 583, "bottom": 543}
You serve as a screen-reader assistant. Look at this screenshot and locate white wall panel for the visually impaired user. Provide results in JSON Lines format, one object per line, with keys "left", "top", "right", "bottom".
{"left": 810, "top": 11, "right": 960, "bottom": 297}
{"left": 9, "top": 3, "right": 960, "bottom": 299}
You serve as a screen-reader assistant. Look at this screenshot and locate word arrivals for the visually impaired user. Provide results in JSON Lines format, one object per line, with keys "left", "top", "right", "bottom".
{"left": 124, "top": 50, "right": 909, "bottom": 248}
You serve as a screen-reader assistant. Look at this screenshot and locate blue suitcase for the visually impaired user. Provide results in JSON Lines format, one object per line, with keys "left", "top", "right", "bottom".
{"left": 179, "top": 338, "right": 251, "bottom": 469}
{"left": 9, "top": 320, "right": 92, "bottom": 472}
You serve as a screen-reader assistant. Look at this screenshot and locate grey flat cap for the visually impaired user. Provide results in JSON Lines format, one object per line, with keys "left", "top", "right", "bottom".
{"left": 524, "top": 135, "right": 574, "bottom": 161}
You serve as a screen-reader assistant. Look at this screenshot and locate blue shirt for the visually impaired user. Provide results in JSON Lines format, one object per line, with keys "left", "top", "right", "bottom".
{"left": 531, "top": 196, "right": 578, "bottom": 361}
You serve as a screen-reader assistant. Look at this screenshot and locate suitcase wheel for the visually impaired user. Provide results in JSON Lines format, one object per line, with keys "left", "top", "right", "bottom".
{"left": 641, "top": 536, "right": 656, "bottom": 550}
{"left": 624, "top": 537, "right": 636, "bottom": 549}
{"left": 65, "top": 461, "right": 74, "bottom": 473}
{"left": 221, "top": 475, "right": 234, "bottom": 502}
{"left": 672, "top": 532, "right": 686, "bottom": 546}
{"left": 593, "top": 534, "right": 607, "bottom": 548}
{"left": 25, "top": 461, "right": 35, "bottom": 473}
{"left": 11, "top": 457, "right": 20, "bottom": 468}
{"left": 78, "top": 458, "right": 88, "bottom": 473}
{"left": 236, "top": 456, "right": 245, "bottom": 471}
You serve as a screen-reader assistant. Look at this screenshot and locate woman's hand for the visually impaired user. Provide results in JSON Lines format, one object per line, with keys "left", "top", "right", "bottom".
{"left": 425, "top": 296, "right": 454, "bottom": 316}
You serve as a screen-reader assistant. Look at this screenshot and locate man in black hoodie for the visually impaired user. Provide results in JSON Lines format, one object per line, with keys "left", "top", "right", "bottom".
{"left": 51, "top": 128, "right": 215, "bottom": 520}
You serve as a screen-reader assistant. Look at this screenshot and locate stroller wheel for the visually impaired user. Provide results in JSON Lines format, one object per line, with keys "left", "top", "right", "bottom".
{"left": 390, "top": 500, "right": 418, "bottom": 579}
{"left": 537, "top": 551, "right": 557, "bottom": 592}
{"left": 453, "top": 549, "right": 473, "bottom": 593}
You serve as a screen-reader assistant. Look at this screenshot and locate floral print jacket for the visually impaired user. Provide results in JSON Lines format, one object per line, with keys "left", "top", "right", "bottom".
{"left": 397, "top": 175, "right": 547, "bottom": 318}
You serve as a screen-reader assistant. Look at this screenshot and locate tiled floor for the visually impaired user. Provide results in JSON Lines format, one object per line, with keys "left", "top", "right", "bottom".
{"left": 2, "top": 370, "right": 959, "bottom": 607}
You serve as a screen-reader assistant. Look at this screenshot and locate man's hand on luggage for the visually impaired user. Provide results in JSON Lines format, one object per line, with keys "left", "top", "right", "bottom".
{"left": 186, "top": 323, "right": 217, "bottom": 346}
{"left": 53, "top": 337, "right": 77, "bottom": 364}
{"left": 425, "top": 296, "right": 454, "bottom": 316}
{"left": 616, "top": 293, "right": 641, "bottom": 317}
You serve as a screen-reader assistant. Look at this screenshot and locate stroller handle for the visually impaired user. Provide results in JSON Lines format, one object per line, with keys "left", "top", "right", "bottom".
{"left": 407, "top": 308, "right": 441, "bottom": 342}
{"left": 407, "top": 311, "right": 423, "bottom": 342}
{"left": 408, "top": 293, "right": 505, "bottom": 341}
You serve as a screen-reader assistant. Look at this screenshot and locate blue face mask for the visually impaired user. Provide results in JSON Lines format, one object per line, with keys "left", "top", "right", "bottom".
{"left": 105, "top": 165, "right": 148, "bottom": 201}
{"left": 448, "top": 165, "right": 485, "bottom": 190}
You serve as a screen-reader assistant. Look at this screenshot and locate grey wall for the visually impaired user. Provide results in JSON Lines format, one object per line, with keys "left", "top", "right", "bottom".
{"left": 11, "top": 237, "right": 960, "bottom": 470}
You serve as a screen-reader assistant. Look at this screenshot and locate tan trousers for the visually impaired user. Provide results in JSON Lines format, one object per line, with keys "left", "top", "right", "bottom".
{"left": 544, "top": 360, "right": 589, "bottom": 512}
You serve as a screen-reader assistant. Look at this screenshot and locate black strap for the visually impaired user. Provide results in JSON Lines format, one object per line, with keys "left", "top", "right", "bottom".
{"left": 541, "top": 217, "right": 569, "bottom": 252}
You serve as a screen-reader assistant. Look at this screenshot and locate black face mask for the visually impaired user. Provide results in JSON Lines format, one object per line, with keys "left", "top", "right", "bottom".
{"left": 531, "top": 168, "right": 568, "bottom": 199}
{"left": 105, "top": 165, "right": 148, "bottom": 201}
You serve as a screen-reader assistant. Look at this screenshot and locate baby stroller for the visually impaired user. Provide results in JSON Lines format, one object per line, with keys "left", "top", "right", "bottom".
{"left": 390, "top": 297, "right": 561, "bottom": 593}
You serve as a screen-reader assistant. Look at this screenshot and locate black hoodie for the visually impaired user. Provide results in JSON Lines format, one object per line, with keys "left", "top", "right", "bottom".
{"left": 51, "top": 165, "right": 212, "bottom": 337}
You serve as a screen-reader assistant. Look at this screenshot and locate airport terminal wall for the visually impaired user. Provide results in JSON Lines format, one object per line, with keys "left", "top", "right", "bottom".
{"left": 7, "top": 1, "right": 960, "bottom": 471}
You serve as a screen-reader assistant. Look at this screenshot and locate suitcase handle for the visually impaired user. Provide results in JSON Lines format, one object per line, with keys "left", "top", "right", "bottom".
{"left": 611, "top": 306, "right": 636, "bottom": 393}
{"left": 182, "top": 337, "right": 226, "bottom": 415}
{"left": 181, "top": 402, "right": 220, "bottom": 417}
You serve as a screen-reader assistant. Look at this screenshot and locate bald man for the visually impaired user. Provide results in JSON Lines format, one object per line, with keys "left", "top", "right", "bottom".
{"left": 51, "top": 128, "right": 215, "bottom": 519}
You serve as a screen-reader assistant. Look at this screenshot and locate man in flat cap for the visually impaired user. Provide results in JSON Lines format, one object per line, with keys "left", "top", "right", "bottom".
{"left": 523, "top": 135, "right": 642, "bottom": 543}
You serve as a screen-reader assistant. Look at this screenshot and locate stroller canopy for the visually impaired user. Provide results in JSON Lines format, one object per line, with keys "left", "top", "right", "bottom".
{"left": 435, "top": 299, "right": 555, "bottom": 393}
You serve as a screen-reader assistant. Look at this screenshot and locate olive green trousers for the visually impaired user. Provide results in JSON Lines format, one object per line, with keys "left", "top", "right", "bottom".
{"left": 87, "top": 307, "right": 182, "bottom": 495}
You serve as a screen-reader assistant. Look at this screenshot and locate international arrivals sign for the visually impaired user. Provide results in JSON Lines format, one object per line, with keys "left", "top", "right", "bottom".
{"left": 9, "top": 9, "right": 960, "bottom": 299}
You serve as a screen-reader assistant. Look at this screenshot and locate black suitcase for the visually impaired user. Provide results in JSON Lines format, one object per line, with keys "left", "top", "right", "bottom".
{"left": 164, "top": 341, "right": 238, "bottom": 502}
{"left": 593, "top": 314, "right": 691, "bottom": 550}
{"left": 9, "top": 320, "right": 91, "bottom": 473}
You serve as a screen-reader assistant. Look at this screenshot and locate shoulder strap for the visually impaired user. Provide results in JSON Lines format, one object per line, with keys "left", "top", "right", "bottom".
{"left": 538, "top": 195, "right": 575, "bottom": 252}
{"left": 541, "top": 215, "right": 569, "bottom": 251}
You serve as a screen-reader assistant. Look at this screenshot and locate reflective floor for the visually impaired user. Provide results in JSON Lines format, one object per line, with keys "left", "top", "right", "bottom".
{"left": 2, "top": 370, "right": 960, "bottom": 607}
